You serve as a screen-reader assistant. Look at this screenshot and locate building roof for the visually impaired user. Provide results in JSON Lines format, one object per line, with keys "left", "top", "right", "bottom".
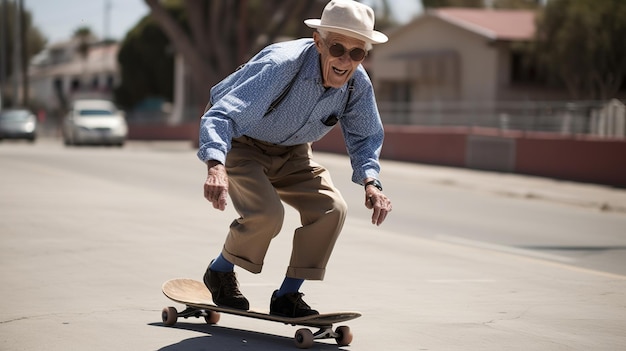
{"left": 430, "top": 8, "right": 536, "bottom": 41}
{"left": 30, "top": 42, "right": 119, "bottom": 78}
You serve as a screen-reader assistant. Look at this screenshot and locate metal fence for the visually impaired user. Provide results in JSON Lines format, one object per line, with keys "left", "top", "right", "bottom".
{"left": 378, "top": 99, "right": 626, "bottom": 138}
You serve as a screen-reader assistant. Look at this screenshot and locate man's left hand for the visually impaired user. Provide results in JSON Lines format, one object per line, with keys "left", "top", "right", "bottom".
{"left": 364, "top": 187, "right": 392, "bottom": 226}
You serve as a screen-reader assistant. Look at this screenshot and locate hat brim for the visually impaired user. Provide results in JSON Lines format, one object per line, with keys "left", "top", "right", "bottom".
{"left": 304, "top": 19, "right": 388, "bottom": 44}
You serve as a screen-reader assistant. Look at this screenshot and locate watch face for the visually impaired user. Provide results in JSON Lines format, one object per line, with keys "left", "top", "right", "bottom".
{"left": 366, "top": 180, "right": 382, "bottom": 191}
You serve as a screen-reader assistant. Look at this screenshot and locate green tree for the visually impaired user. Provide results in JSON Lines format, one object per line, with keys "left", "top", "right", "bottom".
{"left": 422, "top": 0, "right": 483, "bottom": 8}
{"left": 0, "top": 0, "right": 47, "bottom": 105}
{"left": 142, "top": 0, "right": 328, "bottom": 109}
{"left": 422, "top": 0, "right": 539, "bottom": 9}
{"left": 533, "top": 0, "right": 626, "bottom": 99}
{"left": 73, "top": 26, "right": 96, "bottom": 93}
{"left": 117, "top": 0, "right": 395, "bottom": 112}
{"left": 360, "top": 0, "right": 397, "bottom": 28}
{"left": 73, "top": 26, "right": 95, "bottom": 60}
{"left": 114, "top": 1, "right": 186, "bottom": 109}
{"left": 492, "top": 0, "right": 540, "bottom": 9}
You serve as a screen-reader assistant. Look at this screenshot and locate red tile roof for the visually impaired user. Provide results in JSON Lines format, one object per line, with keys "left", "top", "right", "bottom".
{"left": 431, "top": 8, "right": 536, "bottom": 41}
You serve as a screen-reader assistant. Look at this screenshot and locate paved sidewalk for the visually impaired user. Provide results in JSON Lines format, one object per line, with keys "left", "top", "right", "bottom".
{"left": 123, "top": 139, "right": 626, "bottom": 214}
{"left": 52, "top": 137, "right": 625, "bottom": 215}
{"left": 125, "top": 139, "right": 626, "bottom": 214}
{"left": 380, "top": 158, "right": 626, "bottom": 214}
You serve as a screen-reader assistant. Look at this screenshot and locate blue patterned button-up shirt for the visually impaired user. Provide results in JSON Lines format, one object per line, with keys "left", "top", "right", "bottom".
{"left": 197, "top": 38, "right": 384, "bottom": 184}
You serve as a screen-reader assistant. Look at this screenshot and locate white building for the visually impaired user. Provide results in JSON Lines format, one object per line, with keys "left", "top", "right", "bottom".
{"left": 29, "top": 39, "right": 120, "bottom": 112}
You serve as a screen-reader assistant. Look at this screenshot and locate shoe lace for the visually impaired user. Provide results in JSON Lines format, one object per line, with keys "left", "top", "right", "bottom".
{"left": 292, "top": 293, "right": 311, "bottom": 310}
{"left": 221, "top": 272, "right": 243, "bottom": 296}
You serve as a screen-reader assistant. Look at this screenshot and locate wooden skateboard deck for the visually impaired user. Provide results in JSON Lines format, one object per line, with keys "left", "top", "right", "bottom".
{"left": 161, "top": 278, "right": 361, "bottom": 349}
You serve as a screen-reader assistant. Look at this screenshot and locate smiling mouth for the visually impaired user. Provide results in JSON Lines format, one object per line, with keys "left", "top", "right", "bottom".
{"left": 333, "top": 67, "right": 348, "bottom": 75}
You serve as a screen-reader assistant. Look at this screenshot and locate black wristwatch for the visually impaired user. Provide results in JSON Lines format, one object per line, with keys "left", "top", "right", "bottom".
{"left": 364, "top": 179, "right": 383, "bottom": 191}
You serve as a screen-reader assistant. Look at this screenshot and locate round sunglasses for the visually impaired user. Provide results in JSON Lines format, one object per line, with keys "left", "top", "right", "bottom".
{"left": 324, "top": 40, "right": 367, "bottom": 62}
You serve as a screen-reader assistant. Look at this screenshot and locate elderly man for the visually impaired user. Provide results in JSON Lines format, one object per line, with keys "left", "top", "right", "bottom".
{"left": 198, "top": 0, "right": 392, "bottom": 318}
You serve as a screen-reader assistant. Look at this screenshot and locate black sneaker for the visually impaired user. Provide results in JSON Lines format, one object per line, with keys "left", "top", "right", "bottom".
{"left": 203, "top": 265, "right": 250, "bottom": 310}
{"left": 270, "top": 290, "right": 319, "bottom": 318}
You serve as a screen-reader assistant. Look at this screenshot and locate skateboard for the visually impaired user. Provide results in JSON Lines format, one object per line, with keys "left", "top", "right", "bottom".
{"left": 161, "top": 278, "right": 361, "bottom": 349}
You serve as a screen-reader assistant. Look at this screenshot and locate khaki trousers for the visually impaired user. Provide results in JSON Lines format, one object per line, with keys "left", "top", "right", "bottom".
{"left": 221, "top": 136, "right": 347, "bottom": 280}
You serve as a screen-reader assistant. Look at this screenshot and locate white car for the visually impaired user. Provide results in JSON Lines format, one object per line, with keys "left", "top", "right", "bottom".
{"left": 63, "top": 99, "right": 128, "bottom": 146}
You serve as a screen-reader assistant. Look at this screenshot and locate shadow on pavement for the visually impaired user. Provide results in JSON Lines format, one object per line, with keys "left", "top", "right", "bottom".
{"left": 517, "top": 245, "right": 626, "bottom": 252}
{"left": 149, "top": 322, "right": 348, "bottom": 351}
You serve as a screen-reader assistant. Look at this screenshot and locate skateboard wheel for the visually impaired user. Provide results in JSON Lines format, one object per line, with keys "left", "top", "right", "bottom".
{"left": 294, "top": 328, "right": 314, "bottom": 349}
{"left": 204, "top": 310, "right": 220, "bottom": 324}
{"left": 162, "top": 306, "right": 178, "bottom": 326}
{"left": 335, "top": 326, "right": 353, "bottom": 346}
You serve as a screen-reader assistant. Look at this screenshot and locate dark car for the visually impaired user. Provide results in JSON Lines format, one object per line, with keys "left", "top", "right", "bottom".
{"left": 0, "top": 109, "right": 37, "bottom": 142}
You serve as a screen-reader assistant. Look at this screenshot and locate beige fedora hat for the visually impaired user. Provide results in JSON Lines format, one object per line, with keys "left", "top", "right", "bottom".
{"left": 305, "top": 0, "right": 388, "bottom": 44}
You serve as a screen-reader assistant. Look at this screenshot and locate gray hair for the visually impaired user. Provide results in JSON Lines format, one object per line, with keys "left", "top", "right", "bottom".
{"left": 317, "top": 29, "right": 373, "bottom": 51}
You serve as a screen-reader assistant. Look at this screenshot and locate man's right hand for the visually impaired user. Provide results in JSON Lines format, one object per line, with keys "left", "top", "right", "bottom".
{"left": 203, "top": 160, "right": 229, "bottom": 211}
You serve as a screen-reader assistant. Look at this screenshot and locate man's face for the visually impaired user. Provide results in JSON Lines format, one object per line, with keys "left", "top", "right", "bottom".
{"left": 314, "top": 32, "right": 367, "bottom": 89}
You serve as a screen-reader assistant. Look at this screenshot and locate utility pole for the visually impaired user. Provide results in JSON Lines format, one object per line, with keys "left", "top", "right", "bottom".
{"left": 13, "top": 0, "right": 23, "bottom": 106}
{"left": 238, "top": 0, "right": 248, "bottom": 65}
{"left": 21, "top": 0, "right": 28, "bottom": 105}
{"left": 0, "top": 0, "right": 7, "bottom": 106}
{"left": 104, "top": 0, "right": 111, "bottom": 40}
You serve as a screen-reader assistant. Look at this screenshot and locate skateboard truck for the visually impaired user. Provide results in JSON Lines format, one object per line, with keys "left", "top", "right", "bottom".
{"left": 163, "top": 305, "right": 220, "bottom": 325}
{"left": 174, "top": 306, "right": 207, "bottom": 319}
{"left": 296, "top": 325, "right": 353, "bottom": 348}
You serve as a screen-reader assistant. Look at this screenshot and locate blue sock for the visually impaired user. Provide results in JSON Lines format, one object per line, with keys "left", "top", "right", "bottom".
{"left": 277, "top": 277, "right": 304, "bottom": 297}
{"left": 209, "top": 253, "right": 234, "bottom": 272}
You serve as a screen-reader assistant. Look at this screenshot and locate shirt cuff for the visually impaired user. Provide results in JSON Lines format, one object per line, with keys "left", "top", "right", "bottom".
{"left": 353, "top": 168, "right": 380, "bottom": 185}
{"left": 197, "top": 147, "right": 227, "bottom": 165}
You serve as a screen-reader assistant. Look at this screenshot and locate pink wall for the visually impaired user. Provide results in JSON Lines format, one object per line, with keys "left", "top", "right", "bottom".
{"left": 515, "top": 136, "right": 626, "bottom": 186}
{"left": 311, "top": 125, "right": 626, "bottom": 187}
{"left": 313, "top": 125, "right": 467, "bottom": 167}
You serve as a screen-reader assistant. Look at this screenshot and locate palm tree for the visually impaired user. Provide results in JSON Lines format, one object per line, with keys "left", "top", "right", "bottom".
{"left": 73, "top": 26, "right": 95, "bottom": 92}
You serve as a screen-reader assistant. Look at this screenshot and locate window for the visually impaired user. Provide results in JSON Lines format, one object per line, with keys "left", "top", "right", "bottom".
{"left": 379, "top": 81, "right": 412, "bottom": 103}
{"left": 510, "top": 50, "right": 541, "bottom": 84}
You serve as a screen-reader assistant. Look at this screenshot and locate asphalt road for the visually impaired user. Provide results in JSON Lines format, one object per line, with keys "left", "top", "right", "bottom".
{"left": 1, "top": 138, "right": 625, "bottom": 350}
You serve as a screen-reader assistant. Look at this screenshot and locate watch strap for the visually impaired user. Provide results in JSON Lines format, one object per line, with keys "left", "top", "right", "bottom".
{"left": 364, "top": 179, "right": 383, "bottom": 191}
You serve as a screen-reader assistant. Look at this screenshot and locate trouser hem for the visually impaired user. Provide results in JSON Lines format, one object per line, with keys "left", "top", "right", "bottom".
{"left": 286, "top": 267, "right": 326, "bottom": 280}
{"left": 222, "top": 249, "right": 263, "bottom": 274}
